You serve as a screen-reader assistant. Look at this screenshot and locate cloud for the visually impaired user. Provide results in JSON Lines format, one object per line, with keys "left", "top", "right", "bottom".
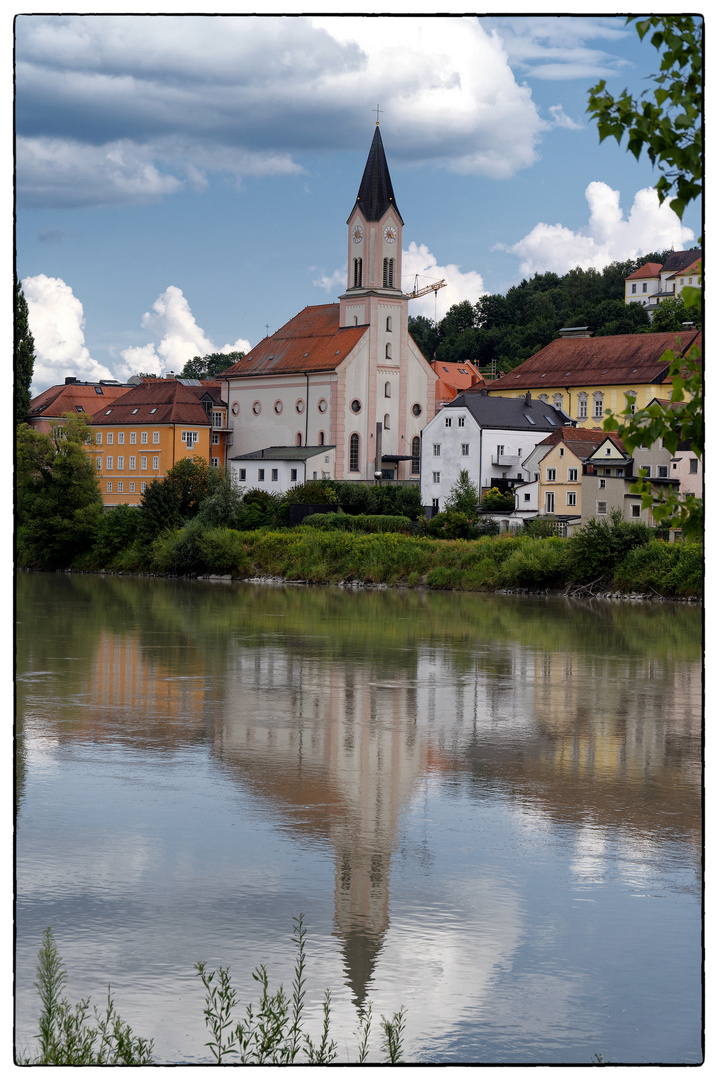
{"left": 485, "top": 15, "right": 633, "bottom": 80}
{"left": 16, "top": 14, "right": 544, "bottom": 206}
{"left": 118, "top": 286, "right": 251, "bottom": 377}
{"left": 498, "top": 182, "right": 696, "bottom": 277}
{"left": 547, "top": 105, "right": 582, "bottom": 130}
{"left": 314, "top": 241, "right": 485, "bottom": 322}
{"left": 23, "top": 274, "right": 115, "bottom": 392}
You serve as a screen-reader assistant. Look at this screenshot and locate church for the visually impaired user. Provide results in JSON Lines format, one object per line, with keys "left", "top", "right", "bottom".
{"left": 221, "top": 124, "right": 437, "bottom": 486}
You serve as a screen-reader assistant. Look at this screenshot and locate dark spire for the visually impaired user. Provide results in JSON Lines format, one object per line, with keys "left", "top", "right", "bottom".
{"left": 351, "top": 125, "right": 403, "bottom": 224}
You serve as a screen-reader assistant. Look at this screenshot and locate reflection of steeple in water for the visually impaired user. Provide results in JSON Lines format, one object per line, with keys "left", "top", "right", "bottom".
{"left": 342, "top": 928, "right": 386, "bottom": 1009}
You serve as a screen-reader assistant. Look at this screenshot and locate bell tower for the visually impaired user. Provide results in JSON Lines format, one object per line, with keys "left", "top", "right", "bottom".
{"left": 339, "top": 123, "right": 405, "bottom": 331}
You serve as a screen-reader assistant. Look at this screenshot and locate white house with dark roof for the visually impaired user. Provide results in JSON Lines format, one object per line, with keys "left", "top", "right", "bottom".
{"left": 420, "top": 390, "right": 573, "bottom": 513}
{"left": 220, "top": 125, "right": 436, "bottom": 484}
{"left": 625, "top": 249, "right": 702, "bottom": 318}
{"left": 229, "top": 445, "right": 337, "bottom": 493}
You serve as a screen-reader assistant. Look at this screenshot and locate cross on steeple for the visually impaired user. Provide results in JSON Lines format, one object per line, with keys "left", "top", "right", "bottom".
{"left": 374, "top": 104, "right": 383, "bottom": 126}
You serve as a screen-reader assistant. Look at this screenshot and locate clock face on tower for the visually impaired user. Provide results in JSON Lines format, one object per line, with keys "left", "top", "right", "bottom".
{"left": 383, "top": 224, "right": 397, "bottom": 244}
{"left": 352, "top": 224, "right": 363, "bottom": 243}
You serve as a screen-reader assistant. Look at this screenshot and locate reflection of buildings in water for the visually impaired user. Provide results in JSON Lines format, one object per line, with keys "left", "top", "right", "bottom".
{"left": 216, "top": 647, "right": 428, "bottom": 1006}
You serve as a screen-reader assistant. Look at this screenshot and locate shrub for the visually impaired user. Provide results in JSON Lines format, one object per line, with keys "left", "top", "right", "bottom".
{"left": 90, "top": 505, "right": 141, "bottom": 568}
{"left": 612, "top": 539, "right": 703, "bottom": 597}
{"left": 480, "top": 487, "right": 515, "bottom": 512}
{"left": 445, "top": 469, "right": 480, "bottom": 517}
{"left": 498, "top": 537, "right": 569, "bottom": 589}
{"left": 198, "top": 527, "right": 253, "bottom": 576}
{"left": 567, "top": 509, "right": 653, "bottom": 583}
{"left": 425, "top": 510, "right": 475, "bottom": 540}
{"left": 301, "top": 512, "right": 412, "bottom": 535}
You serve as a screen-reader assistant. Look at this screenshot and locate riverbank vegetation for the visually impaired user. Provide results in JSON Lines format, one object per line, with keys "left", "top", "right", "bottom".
{"left": 20, "top": 924, "right": 405, "bottom": 1065}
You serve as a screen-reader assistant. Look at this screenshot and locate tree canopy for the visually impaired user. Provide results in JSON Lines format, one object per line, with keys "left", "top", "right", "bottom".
{"left": 179, "top": 352, "right": 244, "bottom": 380}
{"left": 15, "top": 279, "right": 35, "bottom": 427}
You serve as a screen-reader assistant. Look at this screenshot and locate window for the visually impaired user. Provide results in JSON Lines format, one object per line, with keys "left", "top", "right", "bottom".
{"left": 385, "top": 343, "right": 392, "bottom": 359}
{"left": 239, "top": 468, "right": 246, "bottom": 481}
{"left": 597, "top": 501, "right": 607, "bottom": 515}
{"left": 553, "top": 394, "right": 563, "bottom": 410}
{"left": 95, "top": 433, "right": 102, "bottom": 445}
{"left": 690, "top": 458, "right": 699, "bottom": 474}
{"left": 141, "top": 482, "right": 147, "bottom": 493}
{"left": 578, "top": 395, "right": 588, "bottom": 419}
{"left": 252, "top": 401, "right": 261, "bottom": 415}
{"left": 547, "top": 468, "right": 556, "bottom": 481}
{"left": 131, "top": 408, "right": 139, "bottom": 415}
{"left": 271, "top": 469, "right": 278, "bottom": 481}
{"left": 212, "top": 433, "right": 220, "bottom": 444}
{"left": 568, "top": 468, "right": 578, "bottom": 481}
{"left": 433, "top": 472, "right": 440, "bottom": 484}
{"left": 524, "top": 493, "right": 530, "bottom": 502}
{"left": 625, "top": 394, "right": 636, "bottom": 415}
{"left": 129, "top": 482, "right": 135, "bottom": 493}
{"left": 631, "top": 504, "right": 641, "bottom": 518}
{"left": 153, "top": 432, "right": 159, "bottom": 444}
{"left": 117, "top": 456, "right": 124, "bottom": 470}
{"left": 658, "top": 465, "right": 668, "bottom": 478}
{"left": 95, "top": 385, "right": 103, "bottom": 395}
{"left": 95, "top": 456, "right": 102, "bottom": 470}
{"left": 351, "top": 399, "right": 361, "bottom": 414}
{"left": 75, "top": 405, "right": 84, "bottom": 413}
{"left": 130, "top": 432, "right": 136, "bottom": 444}
{"left": 274, "top": 400, "right": 283, "bottom": 414}
{"left": 386, "top": 316, "right": 392, "bottom": 332}
{"left": 559, "top": 447, "right": 564, "bottom": 457}
{"left": 643, "top": 282, "right": 648, "bottom": 292}
{"left": 433, "top": 444, "right": 440, "bottom": 456}
{"left": 593, "top": 395, "right": 603, "bottom": 418}
{"left": 412, "top": 403, "right": 422, "bottom": 418}
{"left": 153, "top": 456, "right": 159, "bottom": 470}
{"left": 319, "top": 431, "right": 325, "bottom": 446}
{"left": 129, "top": 456, "right": 136, "bottom": 470}
{"left": 141, "top": 432, "right": 148, "bottom": 444}
{"left": 458, "top": 416, "right": 465, "bottom": 427}
{"left": 107, "top": 482, "right": 112, "bottom": 492}
{"left": 641, "top": 466, "right": 651, "bottom": 478}
{"left": 567, "top": 491, "right": 576, "bottom": 506}
{"left": 383, "top": 257, "right": 395, "bottom": 288}
{"left": 182, "top": 431, "right": 199, "bottom": 445}
{"left": 106, "top": 456, "right": 113, "bottom": 470}
{"left": 117, "top": 482, "right": 123, "bottom": 492}
{"left": 432, "top": 498, "right": 439, "bottom": 510}
{"left": 290, "top": 469, "right": 297, "bottom": 481}
{"left": 445, "top": 417, "right": 452, "bottom": 427}
{"left": 258, "top": 469, "right": 265, "bottom": 481}
{"left": 604, "top": 467, "right": 611, "bottom": 476}
{"left": 107, "top": 432, "right": 114, "bottom": 445}
{"left": 497, "top": 445, "right": 504, "bottom": 457}
{"left": 350, "top": 433, "right": 360, "bottom": 472}
{"left": 462, "top": 444, "right": 469, "bottom": 456}
{"left": 545, "top": 492, "right": 555, "bottom": 513}
{"left": 118, "top": 433, "right": 125, "bottom": 444}
{"left": 141, "top": 456, "right": 147, "bottom": 470}
{"left": 599, "top": 478, "right": 606, "bottom": 489}
{"left": 383, "top": 412, "right": 390, "bottom": 430}
{"left": 385, "top": 381, "right": 391, "bottom": 398}
{"left": 411, "top": 437, "right": 420, "bottom": 473}
{"left": 616, "top": 467, "right": 623, "bottom": 477}
{"left": 631, "top": 283, "right": 637, "bottom": 294}
{"left": 296, "top": 433, "right": 302, "bottom": 446}
{"left": 353, "top": 258, "right": 362, "bottom": 287}
{"left": 318, "top": 398, "right": 327, "bottom": 413}
{"left": 212, "top": 411, "right": 222, "bottom": 427}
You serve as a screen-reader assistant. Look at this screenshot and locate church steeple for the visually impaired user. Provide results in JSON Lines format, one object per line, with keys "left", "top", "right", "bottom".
{"left": 350, "top": 124, "right": 403, "bottom": 225}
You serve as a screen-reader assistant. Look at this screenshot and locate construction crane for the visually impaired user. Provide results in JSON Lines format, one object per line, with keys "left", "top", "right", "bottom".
{"left": 404, "top": 275, "right": 447, "bottom": 300}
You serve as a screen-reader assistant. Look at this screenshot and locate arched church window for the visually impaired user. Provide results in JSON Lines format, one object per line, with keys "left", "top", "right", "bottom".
{"left": 296, "top": 432, "right": 302, "bottom": 446}
{"left": 386, "top": 316, "right": 392, "bottom": 332}
{"left": 385, "top": 343, "right": 392, "bottom": 360}
{"left": 384, "top": 413, "right": 390, "bottom": 431}
{"left": 411, "top": 436, "right": 420, "bottom": 474}
{"left": 383, "top": 258, "right": 395, "bottom": 288}
{"left": 319, "top": 430, "right": 325, "bottom": 446}
{"left": 349, "top": 433, "right": 360, "bottom": 472}
{"left": 384, "top": 381, "right": 391, "bottom": 398}
{"left": 353, "top": 258, "right": 363, "bottom": 288}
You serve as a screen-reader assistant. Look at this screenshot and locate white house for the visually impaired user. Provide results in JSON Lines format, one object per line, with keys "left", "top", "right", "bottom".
{"left": 221, "top": 124, "right": 436, "bottom": 485}
{"left": 229, "top": 445, "right": 336, "bottom": 493}
{"left": 625, "top": 249, "right": 702, "bottom": 318}
{"left": 420, "top": 390, "right": 572, "bottom": 512}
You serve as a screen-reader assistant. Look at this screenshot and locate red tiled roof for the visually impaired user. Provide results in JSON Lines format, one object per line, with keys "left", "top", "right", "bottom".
{"left": 536, "top": 426, "right": 628, "bottom": 459}
{"left": 90, "top": 379, "right": 212, "bottom": 426}
{"left": 28, "top": 381, "right": 132, "bottom": 418}
{"left": 219, "top": 305, "right": 368, "bottom": 378}
{"left": 625, "top": 262, "right": 662, "bottom": 280}
{"left": 489, "top": 330, "right": 702, "bottom": 392}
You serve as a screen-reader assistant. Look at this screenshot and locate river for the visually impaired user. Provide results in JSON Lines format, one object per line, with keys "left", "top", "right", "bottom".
{"left": 15, "top": 572, "right": 702, "bottom": 1064}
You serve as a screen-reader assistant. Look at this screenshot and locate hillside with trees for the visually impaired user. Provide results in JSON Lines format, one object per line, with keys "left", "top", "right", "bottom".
{"left": 408, "top": 252, "right": 698, "bottom": 375}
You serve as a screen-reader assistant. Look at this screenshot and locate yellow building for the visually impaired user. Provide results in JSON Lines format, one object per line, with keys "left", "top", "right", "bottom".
{"left": 88, "top": 378, "right": 229, "bottom": 507}
{"left": 488, "top": 328, "right": 701, "bottom": 427}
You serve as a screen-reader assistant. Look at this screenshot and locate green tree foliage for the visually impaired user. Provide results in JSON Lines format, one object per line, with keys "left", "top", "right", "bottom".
{"left": 589, "top": 16, "right": 703, "bottom": 538}
{"left": 14, "top": 278, "right": 35, "bottom": 427}
{"left": 444, "top": 469, "right": 480, "bottom": 517}
{"left": 587, "top": 16, "right": 702, "bottom": 220}
{"left": 139, "top": 476, "right": 182, "bottom": 541}
{"left": 179, "top": 351, "right": 245, "bottom": 380}
{"left": 649, "top": 295, "right": 700, "bottom": 333}
{"left": 16, "top": 414, "right": 103, "bottom": 568}
{"left": 481, "top": 487, "right": 515, "bottom": 512}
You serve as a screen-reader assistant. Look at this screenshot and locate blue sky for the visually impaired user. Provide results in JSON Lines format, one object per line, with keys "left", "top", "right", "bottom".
{"left": 15, "top": 8, "right": 702, "bottom": 394}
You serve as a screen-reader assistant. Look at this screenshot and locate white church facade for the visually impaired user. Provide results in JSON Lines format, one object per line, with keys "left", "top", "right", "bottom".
{"left": 221, "top": 125, "right": 437, "bottom": 487}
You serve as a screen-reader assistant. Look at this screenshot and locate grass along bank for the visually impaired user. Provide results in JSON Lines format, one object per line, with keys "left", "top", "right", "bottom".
{"left": 70, "top": 515, "right": 702, "bottom": 599}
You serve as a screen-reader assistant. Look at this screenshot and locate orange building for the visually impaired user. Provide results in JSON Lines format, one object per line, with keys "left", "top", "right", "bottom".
{"left": 430, "top": 359, "right": 485, "bottom": 413}
{"left": 88, "top": 378, "right": 229, "bottom": 507}
{"left": 26, "top": 377, "right": 137, "bottom": 434}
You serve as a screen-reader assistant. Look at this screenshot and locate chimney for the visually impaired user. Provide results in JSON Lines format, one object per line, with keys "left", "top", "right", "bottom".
{"left": 524, "top": 391, "right": 532, "bottom": 406}
{"left": 65, "top": 376, "right": 77, "bottom": 384}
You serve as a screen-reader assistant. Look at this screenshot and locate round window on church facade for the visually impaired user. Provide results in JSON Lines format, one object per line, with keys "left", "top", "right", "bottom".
{"left": 351, "top": 399, "right": 362, "bottom": 414}
{"left": 296, "top": 399, "right": 305, "bottom": 414}
{"left": 318, "top": 399, "right": 327, "bottom": 413}
{"left": 412, "top": 403, "right": 422, "bottom": 417}
{"left": 231, "top": 402, "right": 239, "bottom": 415}
{"left": 252, "top": 401, "right": 261, "bottom": 415}
{"left": 274, "top": 400, "right": 283, "bottom": 414}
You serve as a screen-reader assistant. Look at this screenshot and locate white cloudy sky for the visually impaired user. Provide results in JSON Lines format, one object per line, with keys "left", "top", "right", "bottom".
{"left": 14, "top": 8, "right": 700, "bottom": 392}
